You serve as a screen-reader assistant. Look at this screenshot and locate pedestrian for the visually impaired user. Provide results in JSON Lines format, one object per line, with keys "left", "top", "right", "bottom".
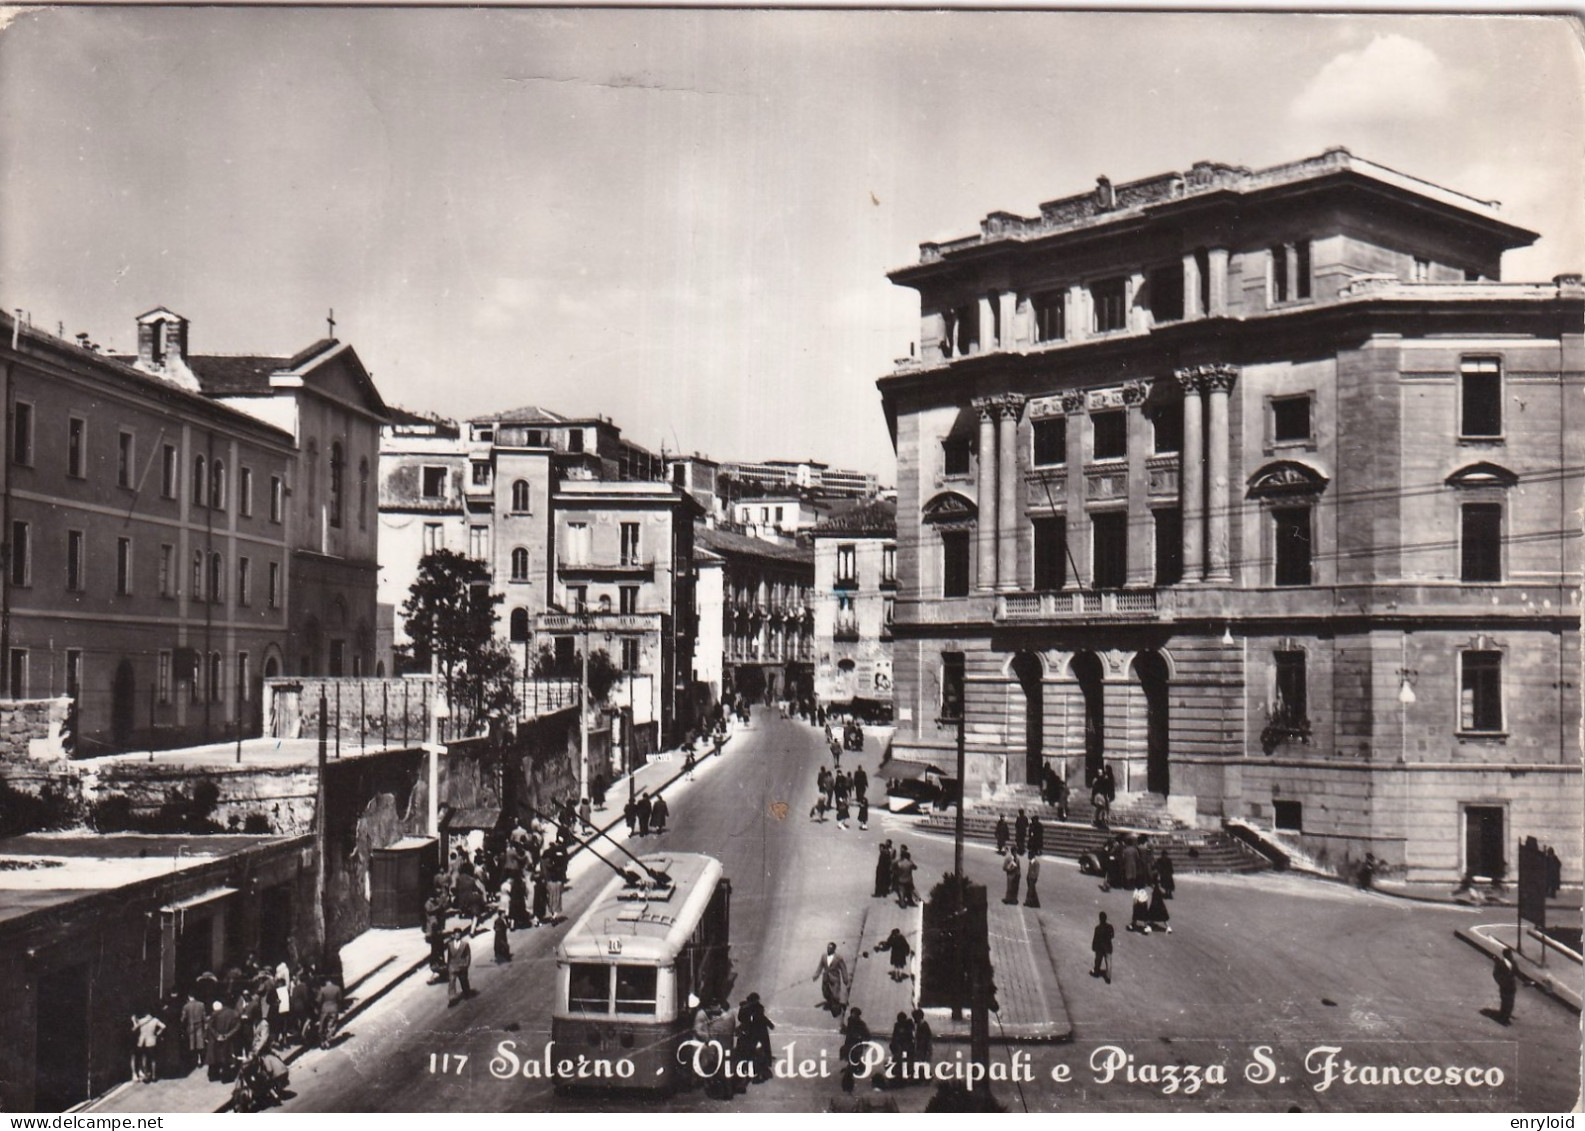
{"left": 812, "top": 942, "right": 851, "bottom": 1018}
{"left": 1029, "top": 816, "right": 1044, "bottom": 859}
{"left": 624, "top": 795, "right": 638, "bottom": 834}
{"left": 508, "top": 870, "right": 529, "bottom": 930}
{"left": 637, "top": 791, "right": 653, "bottom": 835}
{"left": 912, "top": 1009, "right": 932, "bottom": 1064}
{"left": 1155, "top": 849, "right": 1175, "bottom": 898}
{"left": 131, "top": 1008, "right": 165, "bottom": 1083}
{"left": 854, "top": 764, "right": 868, "bottom": 802}
{"left": 494, "top": 910, "right": 512, "bottom": 963}
{"left": 1054, "top": 775, "right": 1069, "bottom": 821}
{"left": 1002, "top": 850, "right": 1022, "bottom": 904}
{"left": 1145, "top": 882, "right": 1171, "bottom": 933}
{"left": 874, "top": 841, "right": 894, "bottom": 898}
{"left": 181, "top": 993, "right": 207, "bottom": 1072}
{"left": 888, "top": 1011, "right": 916, "bottom": 1085}
{"left": 736, "top": 992, "right": 776, "bottom": 1083}
{"left": 446, "top": 928, "right": 473, "bottom": 1007}
{"left": 995, "top": 814, "right": 1009, "bottom": 855}
{"left": 872, "top": 928, "right": 914, "bottom": 982}
{"left": 857, "top": 794, "right": 869, "bottom": 831}
{"left": 651, "top": 793, "right": 669, "bottom": 834}
{"left": 591, "top": 772, "right": 607, "bottom": 809}
{"left": 1128, "top": 884, "right": 1153, "bottom": 933}
{"left": 1040, "top": 762, "right": 1058, "bottom": 806}
{"left": 1357, "top": 852, "right": 1378, "bottom": 890}
{"left": 211, "top": 999, "right": 240, "bottom": 1080}
{"left": 1100, "top": 764, "right": 1116, "bottom": 805}
{"left": 892, "top": 846, "right": 918, "bottom": 908}
{"left": 1091, "top": 912, "right": 1115, "bottom": 984}
{"left": 1014, "top": 809, "right": 1029, "bottom": 856}
{"left": 316, "top": 977, "right": 343, "bottom": 1048}
{"left": 532, "top": 865, "right": 549, "bottom": 926}
{"left": 1092, "top": 783, "right": 1111, "bottom": 828}
{"left": 839, "top": 1007, "right": 870, "bottom": 1094}
{"left": 1493, "top": 947, "right": 1518, "bottom": 1024}
{"left": 1024, "top": 856, "right": 1041, "bottom": 908}
{"left": 544, "top": 843, "right": 567, "bottom": 921}
{"left": 578, "top": 796, "right": 592, "bottom": 831}
{"left": 288, "top": 969, "right": 313, "bottom": 1042}
{"left": 424, "top": 879, "right": 448, "bottom": 976}
{"left": 1118, "top": 835, "right": 1147, "bottom": 891}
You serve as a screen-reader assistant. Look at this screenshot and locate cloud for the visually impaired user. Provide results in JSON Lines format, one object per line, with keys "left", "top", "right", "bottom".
{"left": 1290, "top": 35, "right": 1454, "bottom": 126}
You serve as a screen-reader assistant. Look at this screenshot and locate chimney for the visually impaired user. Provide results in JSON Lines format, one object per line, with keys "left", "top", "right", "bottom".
{"left": 134, "top": 308, "right": 199, "bottom": 391}
{"left": 1095, "top": 176, "right": 1116, "bottom": 212}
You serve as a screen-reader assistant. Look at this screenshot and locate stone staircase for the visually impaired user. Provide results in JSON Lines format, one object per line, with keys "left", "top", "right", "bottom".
{"left": 918, "top": 787, "right": 1270, "bottom": 874}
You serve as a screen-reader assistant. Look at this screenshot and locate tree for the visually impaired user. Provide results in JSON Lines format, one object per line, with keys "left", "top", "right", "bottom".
{"left": 400, "top": 549, "right": 508, "bottom": 733}
{"left": 532, "top": 643, "right": 621, "bottom": 705}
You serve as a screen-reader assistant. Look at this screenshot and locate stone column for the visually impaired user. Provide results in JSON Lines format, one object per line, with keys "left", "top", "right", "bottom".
{"left": 1182, "top": 252, "right": 1203, "bottom": 320}
{"left": 999, "top": 291, "right": 1018, "bottom": 349}
{"left": 996, "top": 396, "right": 1026, "bottom": 591}
{"left": 1204, "top": 365, "right": 1238, "bottom": 583}
{"left": 1207, "top": 248, "right": 1229, "bottom": 317}
{"left": 1176, "top": 369, "right": 1205, "bottom": 583}
{"left": 974, "top": 397, "right": 999, "bottom": 590}
{"left": 1123, "top": 381, "right": 1154, "bottom": 587}
{"left": 977, "top": 296, "right": 997, "bottom": 353}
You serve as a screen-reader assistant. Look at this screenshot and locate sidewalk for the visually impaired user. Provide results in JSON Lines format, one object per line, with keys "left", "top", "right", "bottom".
{"left": 84, "top": 727, "right": 745, "bottom": 1114}
{"left": 1455, "top": 920, "right": 1583, "bottom": 1012}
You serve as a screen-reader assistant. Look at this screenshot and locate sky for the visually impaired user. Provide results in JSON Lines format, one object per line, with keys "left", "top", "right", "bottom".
{"left": 2, "top": 9, "right": 1581, "bottom": 481}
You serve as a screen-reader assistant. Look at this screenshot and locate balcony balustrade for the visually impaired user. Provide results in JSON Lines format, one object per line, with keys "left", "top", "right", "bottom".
{"left": 995, "top": 588, "right": 1163, "bottom": 621}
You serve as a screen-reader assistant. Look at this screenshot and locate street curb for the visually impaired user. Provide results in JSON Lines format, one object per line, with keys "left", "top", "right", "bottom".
{"left": 1454, "top": 925, "right": 1583, "bottom": 1013}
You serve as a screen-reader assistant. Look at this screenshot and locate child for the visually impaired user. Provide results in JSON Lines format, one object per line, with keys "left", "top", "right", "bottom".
{"left": 493, "top": 911, "right": 512, "bottom": 963}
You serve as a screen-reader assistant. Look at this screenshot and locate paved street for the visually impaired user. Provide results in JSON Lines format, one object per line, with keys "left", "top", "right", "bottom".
{"left": 271, "top": 708, "right": 1579, "bottom": 1113}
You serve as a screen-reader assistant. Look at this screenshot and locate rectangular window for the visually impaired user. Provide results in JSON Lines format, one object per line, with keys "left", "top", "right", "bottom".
{"left": 159, "top": 544, "right": 175, "bottom": 597}
{"left": 208, "top": 552, "right": 223, "bottom": 604}
{"left": 620, "top": 522, "right": 641, "bottom": 566}
{"left": 209, "top": 653, "right": 224, "bottom": 703}
{"left": 1272, "top": 396, "right": 1312, "bottom": 443}
{"left": 1154, "top": 509, "right": 1183, "bottom": 586}
{"left": 1033, "top": 291, "right": 1066, "bottom": 343}
{"left": 65, "top": 649, "right": 82, "bottom": 700}
{"left": 883, "top": 596, "right": 895, "bottom": 628}
{"left": 1461, "top": 358, "right": 1502, "bottom": 438}
{"left": 1273, "top": 800, "right": 1303, "bottom": 831}
{"left": 237, "top": 652, "right": 251, "bottom": 702}
{"left": 1033, "top": 517, "right": 1067, "bottom": 591}
{"left": 942, "top": 435, "right": 972, "bottom": 477}
{"left": 1092, "top": 512, "right": 1128, "bottom": 589}
{"left": 941, "top": 531, "right": 970, "bottom": 597}
{"left": 1461, "top": 651, "right": 1503, "bottom": 733}
{"left": 269, "top": 476, "right": 285, "bottom": 522}
{"left": 614, "top": 965, "right": 658, "bottom": 1015}
{"left": 565, "top": 522, "right": 590, "bottom": 565}
{"left": 158, "top": 650, "right": 172, "bottom": 704}
{"left": 471, "top": 462, "right": 490, "bottom": 486}
{"left": 191, "top": 550, "right": 205, "bottom": 602}
{"left": 1295, "top": 241, "right": 1312, "bottom": 299}
{"left": 1151, "top": 407, "right": 1182, "bottom": 455}
{"left": 1031, "top": 418, "right": 1067, "bottom": 466}
{"left": 619, "top": 586, "right": 639, "bottom": 615}
{"left": 7, "top": 648, "right": 27, "bottom": 698}
{"left": 881, "top": 545, "right": 897, "bottom": 585}
{"left": 67, "top": 530, "right": 85, "bottom": 592}
{"left": 1150, "top": 264, "right": 1184, "bottom": 323}
{"left": 621, "top": 637, "right": 640, "bottom": 672}
{"left": 1461, "top": 503, "right": 1502, "bottom": 582}
{"left": 118, "top": 431, "right": 135, "bottom": 488}
{"left": 116, "top": 537, "right": 132, "bottom": 595}
{"left": 567, "top": 429, "right": 585, "bottom": 454}
{"left": 423, "top": 523, "right": 444, "bottom": 554}
{"left": 568, "top": 964, "right": 610, "bottom": 1013}
{"left": 1274, "top": 650, "right": 1307, "bottom": 728}
{"left": 422, "top": 466, "right": 447, "bottom": 498}
{"left": 67, "top": 418, "right": 86, "bottom": 479}
{"left": 1413, "top": 257, "right": 1430, "bottom": 283}
{"left": 268, "top": 562, "right": 282, "bottom": 609}
{"left": 566, "top": 585, "right": 587, "bottom": 613}
{"left": 469, "top": 525, "right": 490, "bottom": 561}
{"left": 9, "top": 520, "right": 30, "bottom": 586}
{"left": 941, "top": 652, "right": 965, "bottom": 721}
{"left": 239, "top": 467, "right": 253, "bottom": 517}
{"left": 836, "top": 544, "right": 857, "bottom": 587}
{"left": 162, "top": 445, "right": 179, "bottom": 499}
{"left": 1091, "top": 277, "right": 1127, "bottom": 333}
{"left": 238, "top": 556, "right": 252, "bottom": 605}
{"left": 1270, "top": 245, "right": 1289, "bottom": 303}
{"left": 1091, "top": 411, "right": 1127, "bottom": 461}
{"left": 11, "top": 401, "right": 33, "bottom": 466}
{"left": 1273, "top": 506, "right": 1313, "bottom": 586}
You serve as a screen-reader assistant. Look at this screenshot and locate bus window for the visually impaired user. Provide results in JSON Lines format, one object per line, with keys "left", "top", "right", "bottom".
{"left": 614, "top": 966, "right": 658, "bottom": 1015}
{"left": 569, "top": 964, "right": 610, "bottom": 1013}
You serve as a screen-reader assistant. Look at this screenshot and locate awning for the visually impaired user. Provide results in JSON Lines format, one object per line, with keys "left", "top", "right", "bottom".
{"left": 161, "top": 886, "right": 238, "bottom": 913}
{"left": 878, "top": 757, "right": 948, "bottom": 783}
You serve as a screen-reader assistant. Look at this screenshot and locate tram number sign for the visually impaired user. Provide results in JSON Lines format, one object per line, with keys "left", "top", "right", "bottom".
{"left": 607, "top": 938, "right": 623, "bottom": 954}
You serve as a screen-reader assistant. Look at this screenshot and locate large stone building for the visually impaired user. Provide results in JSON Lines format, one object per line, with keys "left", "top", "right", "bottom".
{"left": 694, "top": 524, "right": 815, "bottom": 706}
{"left": 2, "top": 307, "right": 384, "bottom": 754}
{"left": 812, "top": 498, "right": 897, "bottom": 718}
{"left": 879, "top": 148, "right": 1582, "bottom": 886}
{"left": 378, "top": 406, "right": 699, "bottom": 743}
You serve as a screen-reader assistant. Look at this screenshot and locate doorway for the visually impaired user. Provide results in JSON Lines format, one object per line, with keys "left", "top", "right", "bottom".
{"left": 1011, "top": 653, "right": 1044, "bottom": 786}
{"left": 1464, "top": 806, "right": 1506, "bottom": 881}
{"left": 1071, "top": 652, "right": 1105, "bottom": 785}
{"left": 111, "top": 659, "right": 136, "bottom": 750}
{"left": 1133, "top": 651, "right": 1171, "bottom": 796}
{"left": 34, "top": 963, "right": 90, "bottom": 1111}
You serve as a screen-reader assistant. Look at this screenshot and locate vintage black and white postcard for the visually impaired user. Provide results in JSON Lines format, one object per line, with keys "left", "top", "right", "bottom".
{"left": 0, "top": 6, "right": 1580, "bottom": 1119}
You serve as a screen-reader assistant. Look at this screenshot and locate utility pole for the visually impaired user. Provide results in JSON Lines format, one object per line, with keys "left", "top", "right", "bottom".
{"left": 315, "top": 686, "right": 329, "bottom": 966}
{"left": 579, "top": 618, "right": 590, "bottom": 804}
{"left": 426, "top": 650, "right": 441, "bottom": 836}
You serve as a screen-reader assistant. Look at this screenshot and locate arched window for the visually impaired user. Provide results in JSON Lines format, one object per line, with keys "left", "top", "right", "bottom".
{"left": 510, "top": 547, "right": 530, "bottom": 581}
{"left": 192, "top": 549, "right": 205, "bottom": 600}
{"left": 511, "top": 479, "right": 531, "bottom": 512}
{"left": 210, "top": 459, "right": 226, "bottom": 511}
{"left": 509, "top": 608, "right": 529, "bottom": 641}
{"left": 329, "top": 442, "right": 345, "bottom": 528}
{"left": 193, "top": 454, "right": 207, "bottom": 506}
{"left": 358, "top": 457, "right": 370, "bottom": 531}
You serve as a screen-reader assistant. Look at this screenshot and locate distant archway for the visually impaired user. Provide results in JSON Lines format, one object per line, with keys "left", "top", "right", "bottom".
{"left": 111, "top": 660, "right": 136, "bottom": 750}
{"left": 1071, "top": 651, "right": 1105, "bottom": 786}
{"left": 1011, "top": 652, "right": 1044, "bottom": 786}
{"left": 1133, "top": 650, "right": 1171, "bottom": 796}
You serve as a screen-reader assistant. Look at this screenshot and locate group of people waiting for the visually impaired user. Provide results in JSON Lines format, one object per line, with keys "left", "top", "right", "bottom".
{"left": 686, "top": 991, "right": 777, "bottom": 1098}
{"left": 1095, "top": 832, "right": 1175, "bottom": 935}
{"left": 129, "top": 953, "right": 342, "bottom": 1087}
{"left": 872, "top": 841, "right": 918, "bottom": 907}
{"left": 812, "top": 763, "right": 869, "bottom": 830}
{"left": 838, "top": 1006, "right": 934, "bottom": 1093}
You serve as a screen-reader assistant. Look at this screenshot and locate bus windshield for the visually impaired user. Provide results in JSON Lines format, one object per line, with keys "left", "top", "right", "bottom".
{"left": 568, "top": 964, "right": 609, "bottom": 1013}
{"left": 614, "top": 965, "right": 658, "bottom": 1014}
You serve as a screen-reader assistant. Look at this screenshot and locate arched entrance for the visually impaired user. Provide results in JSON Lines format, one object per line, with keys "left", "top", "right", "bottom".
{"left": 1133, "top": 651, "right": 1171, "bottom": 797}
{"left": 111, "top": 660, "right": 136, "bottom": 750}
{"left": 1011, "top": 653, "right": 1044, "bottom": 785}
{"left": 1071, "top": 651, "right": 1105, "bottom": 785}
